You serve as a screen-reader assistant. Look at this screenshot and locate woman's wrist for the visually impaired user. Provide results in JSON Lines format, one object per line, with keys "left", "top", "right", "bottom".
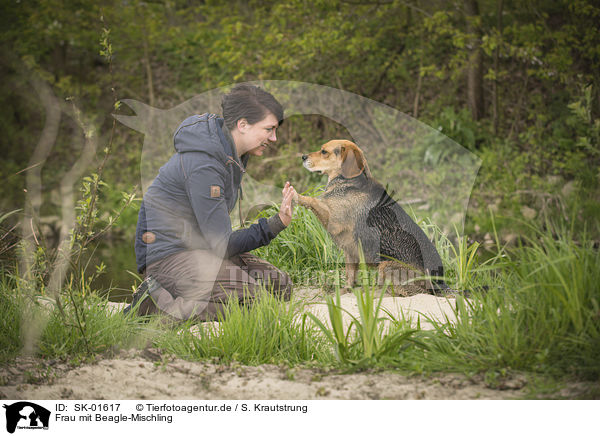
{"left": 278, "top": 211, "right": 292, "bottom": 227}
{"left": 267, "top": 214, "right": 287, "bottom": 235}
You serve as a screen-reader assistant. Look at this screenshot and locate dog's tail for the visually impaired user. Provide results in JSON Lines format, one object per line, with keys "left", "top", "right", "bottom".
{"left": 430, "top": 281, "right": 490, "bottom": 298}
{"left": 429, "top": 278, "right": 456, "bottom": 296}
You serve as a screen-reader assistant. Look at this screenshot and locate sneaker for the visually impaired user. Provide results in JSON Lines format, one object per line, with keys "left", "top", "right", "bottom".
{"left": 123, "top": 275, "right": 162, "bottom": 315}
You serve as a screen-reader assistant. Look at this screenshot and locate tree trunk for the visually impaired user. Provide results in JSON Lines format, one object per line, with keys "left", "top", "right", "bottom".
{"left": 465, "top": 0, "right": 484, "bottom": 121}
{"left": 492, "top": 0, "right": 503, "bottom": 134}
{"left": 140, "top": 5, "right": 155, "bottom": 107}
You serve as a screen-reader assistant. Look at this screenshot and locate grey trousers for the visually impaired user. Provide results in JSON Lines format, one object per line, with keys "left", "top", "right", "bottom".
{"left": 145, "top": 250, "right": 292, "bottom": 321}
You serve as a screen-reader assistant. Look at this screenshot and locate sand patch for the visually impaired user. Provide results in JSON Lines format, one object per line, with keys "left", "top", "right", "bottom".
{"left": 0, "top": 351, "right": 526, "bottom": 400}
{"left": 299, "top": 289, "right": 458, "bottom": 331}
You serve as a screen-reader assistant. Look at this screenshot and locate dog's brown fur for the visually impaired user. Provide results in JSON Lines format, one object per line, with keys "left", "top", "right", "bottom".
{"left": 295, "top": 139, "right": 449, "bottom": 293}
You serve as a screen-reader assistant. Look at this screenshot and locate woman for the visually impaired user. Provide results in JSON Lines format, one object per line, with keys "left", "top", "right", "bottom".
{"left": 125, "top": 84, "right": 295, "bottom": 322}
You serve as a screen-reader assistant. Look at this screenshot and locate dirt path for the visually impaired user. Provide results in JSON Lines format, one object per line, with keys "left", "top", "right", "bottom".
{"left": 1, "top": 351, "right": 527, "bottom": 400}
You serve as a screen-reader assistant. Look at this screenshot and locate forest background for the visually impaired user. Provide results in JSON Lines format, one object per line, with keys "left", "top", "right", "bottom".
{"left": 0, "top": 0, "right": 599, "bottom": 292}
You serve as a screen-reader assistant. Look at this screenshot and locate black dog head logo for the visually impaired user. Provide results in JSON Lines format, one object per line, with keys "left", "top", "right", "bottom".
{"left": 3, "top": 402, "right": 50, "bottom": 434}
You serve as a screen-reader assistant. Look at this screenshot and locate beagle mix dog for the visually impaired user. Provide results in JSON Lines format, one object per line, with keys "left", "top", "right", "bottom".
{"left": 295, "top": 139, "right": 450, "bottom": 294}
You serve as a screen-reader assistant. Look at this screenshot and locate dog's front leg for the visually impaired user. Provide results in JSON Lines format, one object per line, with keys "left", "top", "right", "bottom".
{"left": 295, "top": 194, "right": 330, "bottom": 228}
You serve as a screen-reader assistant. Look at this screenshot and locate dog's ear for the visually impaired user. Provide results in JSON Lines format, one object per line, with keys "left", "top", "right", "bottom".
{"left": 341, "top": 143, "right": 372, "bottom": 179}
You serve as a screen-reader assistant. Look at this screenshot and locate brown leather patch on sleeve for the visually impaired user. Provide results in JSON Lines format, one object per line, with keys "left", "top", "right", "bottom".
{"left": 142, "top": 232, "right": 156, "bottom": 244}
{"left": 210, "top": 185, "right": 221, "bottom": 198}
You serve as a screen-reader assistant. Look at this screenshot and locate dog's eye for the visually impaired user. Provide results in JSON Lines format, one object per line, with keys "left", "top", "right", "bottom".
{"left": 321, "top": 150, "right": 328, "bottom": 155}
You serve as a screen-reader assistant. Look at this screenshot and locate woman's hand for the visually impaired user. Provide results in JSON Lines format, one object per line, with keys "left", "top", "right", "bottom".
{"left": 278, "top": 181, "right": 296, "bottom": 227}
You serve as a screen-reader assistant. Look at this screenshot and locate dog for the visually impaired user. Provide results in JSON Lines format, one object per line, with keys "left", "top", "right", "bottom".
{"left": 294, "top": 139, "right": 451, "bottom": 294}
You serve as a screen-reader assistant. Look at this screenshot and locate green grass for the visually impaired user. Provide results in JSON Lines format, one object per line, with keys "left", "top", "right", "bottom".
{"left": 155, "top": 290, "right": 335, "bottom": 366}
{"left": 306, "top": 280, "right": 426, "bottom": 369}
{"left": 1, "top": 208, "right": 599, "bottom": 389}
{"left": 0, "top": 272, "right": 24, "bottom": 364}
{"left": 0, "top": 274, "right": 161, "bottom": 364}
{"left": 415, "top": 221, "right": 600, "bottom": 380}
{"left": 39, "top": 293, "right": 155, "bottom": 361}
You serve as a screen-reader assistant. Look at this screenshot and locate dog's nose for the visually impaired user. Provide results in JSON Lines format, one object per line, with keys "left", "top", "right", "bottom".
{"left": 301, "top": 154, "right": 308, "bottom": 161}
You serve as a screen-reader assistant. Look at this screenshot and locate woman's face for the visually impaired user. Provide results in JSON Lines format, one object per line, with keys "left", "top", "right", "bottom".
{"left": 238, "top": 112, "right": 279, "bottom": 156}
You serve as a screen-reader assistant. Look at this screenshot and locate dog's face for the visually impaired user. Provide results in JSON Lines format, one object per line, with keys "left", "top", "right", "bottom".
{"left": 301, "top": 139, "right": 371, "bottom": 180}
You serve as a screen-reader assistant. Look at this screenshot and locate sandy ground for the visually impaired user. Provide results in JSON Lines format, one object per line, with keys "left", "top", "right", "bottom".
{"left": 1, "top": 352, "right": 527, "bottom": 400}
{"left": 293, "top": 287, "right": 459, "bottom": 331}
{"left": 0, "top": 289, "right": 591, "bottom": 400}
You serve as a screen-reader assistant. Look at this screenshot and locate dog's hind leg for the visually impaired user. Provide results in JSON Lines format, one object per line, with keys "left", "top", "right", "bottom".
{"left": 344, "top": 257, "right": 359, "bottom": 289}
{"left": 377, "top": 260, "right": 426, "bottom": 297}
{"left": 377, "top": 261, "right": 395, "bottom": 286}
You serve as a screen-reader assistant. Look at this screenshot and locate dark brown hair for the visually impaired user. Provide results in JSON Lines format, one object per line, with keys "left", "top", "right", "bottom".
{"left": 221, "top": 84, "right": 284, "bottom": 130}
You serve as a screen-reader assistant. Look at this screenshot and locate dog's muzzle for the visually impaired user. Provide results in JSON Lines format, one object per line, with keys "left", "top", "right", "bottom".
{"left": 301, "top": 155, "right": 313, "bottom": 170}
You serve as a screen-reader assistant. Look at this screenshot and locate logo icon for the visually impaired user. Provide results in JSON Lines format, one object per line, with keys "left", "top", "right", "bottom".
{"left": 3, "top": 402, "right": 50, "bottom": 434}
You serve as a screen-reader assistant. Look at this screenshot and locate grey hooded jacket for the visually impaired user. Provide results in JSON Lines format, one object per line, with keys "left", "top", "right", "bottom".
{"left": 135, "top": 113, "right": 285, "bottom": 273}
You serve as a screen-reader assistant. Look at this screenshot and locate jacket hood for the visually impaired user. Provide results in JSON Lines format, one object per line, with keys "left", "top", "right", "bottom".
{"left": 173, "top": 113, "right": 233, "bottom": 162}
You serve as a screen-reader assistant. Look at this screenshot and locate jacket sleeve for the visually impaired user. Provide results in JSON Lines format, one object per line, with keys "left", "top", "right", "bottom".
{"left": 226, "top": 214, "right": 286, "bottom": 257}
{"left": 184, "top": 154, "right": 286, "bottom": 258}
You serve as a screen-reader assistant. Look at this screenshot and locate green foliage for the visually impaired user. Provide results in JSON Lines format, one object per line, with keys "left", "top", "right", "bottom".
{"left": 424, "top": 108, "right": 485, "bottom": 155}
{"left": 2, "top": 0, "right": 600, "bottom": 249}
{"left": 566, "top": 85, "right": 600, "bottom": 166}
{"left": 0, "top": 210, "right": 21, "bottom": 264}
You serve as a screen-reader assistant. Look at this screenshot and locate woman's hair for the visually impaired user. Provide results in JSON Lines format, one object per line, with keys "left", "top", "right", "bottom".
{"left": 221, "top": 84, "right": 284, "bottom": 130}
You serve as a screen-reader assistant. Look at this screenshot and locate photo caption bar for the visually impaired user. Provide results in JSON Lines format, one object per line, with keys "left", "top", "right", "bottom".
{"left": 1, "top": 400, "right": 596, "bottom": 435}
